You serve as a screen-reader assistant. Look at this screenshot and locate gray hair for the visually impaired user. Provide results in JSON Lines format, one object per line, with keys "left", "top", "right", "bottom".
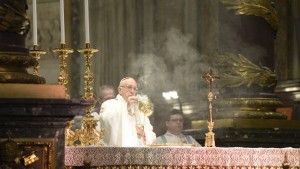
{"left": 98, "top": 85, "right": 115, "bottom": 99}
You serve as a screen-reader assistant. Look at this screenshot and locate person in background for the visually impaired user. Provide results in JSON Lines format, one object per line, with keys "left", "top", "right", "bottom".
{"left": 92, "top": 85, "right": 116, "bottom": 114}
{"left": 156, "top": 109, "right": 201, "bottom": 147}
{"left": 91, "top": 85, "right": 116, "bottom": 132}
{"left": 99, "top": 77, "right": 156, "bottom": 146}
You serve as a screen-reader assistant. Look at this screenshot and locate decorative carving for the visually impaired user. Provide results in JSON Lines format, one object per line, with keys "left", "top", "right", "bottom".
{"left": 65, "top": 115, "right": 104, "bottom": 146}
{"left": 75, "top": 114, "right": 104, "bottom": 146}
{"left": 0, "top": 72, "right": 45, "bottom": 84}
{"left": 0, "top": 132, "right": 52, "bottom": 168}
{"left": 65, "top": 120, "right": 77, "bottom": 146}
{"left": 216, "top": 52, "right": 277, "bottom": 88}
{"left": 220, "top": 0, "right": 279, "bottom": 30}
{"left": 0, "top": 52, "right": 36, "bottom": 67}
{"left": 0, "top": 0, "right": 30, "bottom": 35}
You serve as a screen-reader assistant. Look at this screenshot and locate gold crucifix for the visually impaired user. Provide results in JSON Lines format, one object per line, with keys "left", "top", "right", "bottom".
{"left": 201, "top": 67, "right": 219, "bottom": 147}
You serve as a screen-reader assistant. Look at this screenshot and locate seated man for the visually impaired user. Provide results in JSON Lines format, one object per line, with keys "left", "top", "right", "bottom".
{"left": 99, "top": 77, "right": 156, "bottom": 147}
{"left": 156, "top": 109, "right": 201, "bottom": 147}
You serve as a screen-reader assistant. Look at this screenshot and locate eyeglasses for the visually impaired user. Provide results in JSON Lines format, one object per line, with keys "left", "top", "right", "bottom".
{"left": 120, "top": 85, "right": 138, "bottom": 91}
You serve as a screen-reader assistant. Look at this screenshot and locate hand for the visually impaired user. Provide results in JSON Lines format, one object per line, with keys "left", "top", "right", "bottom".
{"left": 127, "top": 96, "right": 138, "bottom": 112}
{"left": 136, "top": 126, "right": 146, "bottom": 144}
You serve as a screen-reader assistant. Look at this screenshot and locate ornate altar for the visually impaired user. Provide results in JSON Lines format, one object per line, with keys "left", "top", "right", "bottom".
{"left": 65, "top": 146, "right": 300, "bottom": 168}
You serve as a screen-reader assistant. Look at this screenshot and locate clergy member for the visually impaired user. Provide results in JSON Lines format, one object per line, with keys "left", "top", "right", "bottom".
{"left": 156, "top": 109, "right": 201, "bottom": 146}
{"left": 99, "top": 77, "right": 156, "bottom": 146}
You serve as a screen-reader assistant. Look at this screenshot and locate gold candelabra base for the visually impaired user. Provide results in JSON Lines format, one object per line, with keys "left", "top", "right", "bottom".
{"left": 64, "top": 43, "right": 103, "bottom": 146}
{"left": 204, "top": 121, "right": 215, "bottom": 147}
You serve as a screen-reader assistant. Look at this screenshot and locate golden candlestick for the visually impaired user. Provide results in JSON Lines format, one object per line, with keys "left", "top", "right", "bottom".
{"left": 78, "top": 43, "right": 99, "bottom": 102}
{"left": 53, "top": 44, "right": 73, "bottom": 99}
{"left": 30, "top": 45, "right": 46, "bottom": 76}
{"left": 202, "top": 67, "right": 219, "bottom": 147}
{"left": 64, "top": 43, "right": 103, "bottom": 146}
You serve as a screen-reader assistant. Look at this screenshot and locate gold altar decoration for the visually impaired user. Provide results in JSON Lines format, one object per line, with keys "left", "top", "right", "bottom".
{"left": 213, "top": 53, "right": 285, "bottom": 119}
{"left": 216, "top": 52, "right": 277, "bottom": 88}
{"left": 30, "top": 45, "right": 46, "bottom": 76}
{"left": 78, "top": 43, "right": 99, "bottom": 100}
{"left": 137, "top": 94, "right": 154, "bottom": 116}
{"left": 220, "top": 0, "right": 279, "bottom": 30}
{"left": 23, "top": 152, "right": 39, "bottom": 166}
{"left": 64, "top": 43, "right": 103, "bottom": 146}
{"left": 217, "top": 97, "right": 286, "bottom": 119}
{"left": 0, "top": 131, "right": 51, "bottom": 168}
{"left": 76, "top": 114, "right": 103, "bottom": 146}
{"left": 202, "top": 68, "right": 219, "bottom": 147}
{"left": 53, "top": 44, "right": 74, "bottom": 99}
{"left": 64, "top": 116, "right": 104, "bottom": 146}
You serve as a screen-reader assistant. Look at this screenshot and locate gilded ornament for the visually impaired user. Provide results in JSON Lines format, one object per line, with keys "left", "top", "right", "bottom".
{"left": 137, "top": 94, "right": 154, "bottom": 116}
{"left": 220, "top": 0, "right": 279, "bottom": 30}
{"left": 216, "top": 52, "right": 277, "bottom": 88}
{"left": 202, "top": 68, "right": 219, "bottom": 147}
{"left": 77, "top": 114, "right": 103, "bottom": 146}
{"left": 78, "top": 43, "right": 99, "bottom": 100}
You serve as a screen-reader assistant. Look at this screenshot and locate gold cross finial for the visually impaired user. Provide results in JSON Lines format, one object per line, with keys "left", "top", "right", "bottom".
{"left": 201, "top": 67, "right": 220, "bottom": 92}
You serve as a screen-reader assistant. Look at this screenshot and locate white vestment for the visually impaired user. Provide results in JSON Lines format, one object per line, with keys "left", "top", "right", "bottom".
{"left": 156, "top": 131, "right": 202, "bottom": 147}
{"left": 99, "top": 94, "right": 156, "bottom": 147}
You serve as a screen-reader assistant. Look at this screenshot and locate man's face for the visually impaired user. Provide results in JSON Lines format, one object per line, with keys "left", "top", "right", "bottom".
{"left": 118, "top": 78, "right": 138, "bottom": 102}
{"left": 101, "top": 89, "right": 115, "bottom": 102}
{"left": 166, "top": 114, "right": 184, "bottom": 134}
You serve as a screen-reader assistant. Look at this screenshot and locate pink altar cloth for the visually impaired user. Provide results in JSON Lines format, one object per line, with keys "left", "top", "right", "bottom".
{"left": 65, "top": 146, "right": 300, "bottom": 167}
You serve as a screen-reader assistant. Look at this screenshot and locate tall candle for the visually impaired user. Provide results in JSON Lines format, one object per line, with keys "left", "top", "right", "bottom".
{"left": 84, "top": 0, "right": 90, "bottom": 43}
{"left": 32, "top": 0, "right": 38, "bottom": 45}
{"left": 60, "top": 0, "right": 65, "bottom": 44}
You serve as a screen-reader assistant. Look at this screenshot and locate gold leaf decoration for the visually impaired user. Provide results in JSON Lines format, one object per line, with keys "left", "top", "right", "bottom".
{"left": 220, "top": 0, "right": 279, "bottom": 30}
{"left": 216, "top": 53, "right": 277, "bottom": 88}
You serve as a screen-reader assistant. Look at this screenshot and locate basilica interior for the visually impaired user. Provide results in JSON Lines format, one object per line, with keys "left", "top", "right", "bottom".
{"left": 0, "top": 0, "right": 300, "bottom": 168}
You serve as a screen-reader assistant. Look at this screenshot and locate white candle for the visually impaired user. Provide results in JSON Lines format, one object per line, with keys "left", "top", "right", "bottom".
{"left": 32, "top": 0, "right": 38, "bottom": 45}
{"left": 84, "top": 0, "right": 90, "bottom": 43}
{"left": 60, "top": 0, "right": 65, "bottom": 44}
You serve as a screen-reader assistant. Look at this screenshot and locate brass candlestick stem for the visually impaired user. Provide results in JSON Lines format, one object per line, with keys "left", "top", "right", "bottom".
{"left": 53, "top": 44, "right": 73, "bottom": 99}
{"left": 202, "top": 67, "right": 219, "bottom": 147}
{"left": 30, "top": 45, "right": 46, "bottom": 76}
{"left": 78, "top": 43, "right": 99, "bottom": 113}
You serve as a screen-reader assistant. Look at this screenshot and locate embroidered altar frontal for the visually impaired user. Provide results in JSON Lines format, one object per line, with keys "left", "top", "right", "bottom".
{"left": 65, "top": 147, "right": 300, "bottom": 168}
